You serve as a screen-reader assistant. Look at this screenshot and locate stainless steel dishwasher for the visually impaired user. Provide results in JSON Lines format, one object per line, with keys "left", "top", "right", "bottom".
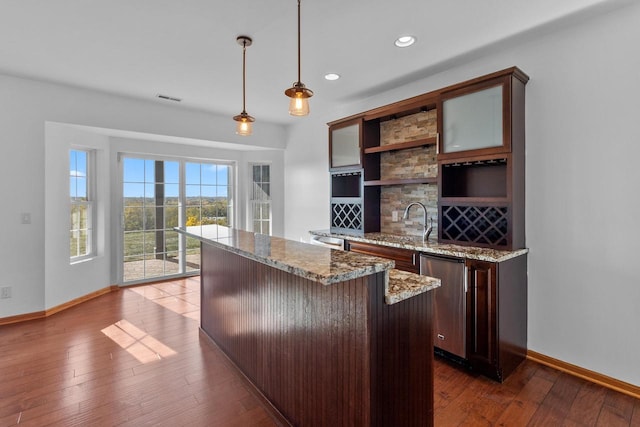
{"left": 420, "top": 253, "right": 466, "bottom": 359}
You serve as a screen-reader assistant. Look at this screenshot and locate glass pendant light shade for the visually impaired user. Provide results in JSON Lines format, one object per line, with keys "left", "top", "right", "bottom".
{"left": 285, "top": 0, "right": 312, "bottom": 116}
{"left": 234, "top": 36, "right": 254, "bottom": 136}
{"left": 288, "top": 94, "right": 309, "bottom": 116}
{"left": 285, "top": 83, "right": 313, "bottom": 116}
{"left": 234, "top": 112, "right": 254, "bottom": 136}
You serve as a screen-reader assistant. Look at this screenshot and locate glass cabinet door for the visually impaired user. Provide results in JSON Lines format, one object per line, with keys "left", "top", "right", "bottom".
{"left": 330, "top": 122, "right": 361, "bottom": 169}
{"left": 442, "top": 85, "right": 503, "bottom": 154}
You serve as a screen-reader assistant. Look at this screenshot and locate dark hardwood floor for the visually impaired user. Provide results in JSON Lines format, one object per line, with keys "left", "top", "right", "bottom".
{"left": 0, "top": 277, "right": 638, "bottom": 426}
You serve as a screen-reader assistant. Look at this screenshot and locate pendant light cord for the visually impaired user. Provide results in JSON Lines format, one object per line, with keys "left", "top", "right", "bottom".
{"left": 297, "top": 0, "right": 301, "bottom": 84}
{"left": 242, "top": 39, "right": 247, "bottom": 113}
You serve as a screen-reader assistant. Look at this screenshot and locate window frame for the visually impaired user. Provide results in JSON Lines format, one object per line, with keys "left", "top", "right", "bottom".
{"left": 70, "top": 148, "right": 96, "bottom": 262}
{"left": 249, "top": 163, "right": 272, "bottom": 236}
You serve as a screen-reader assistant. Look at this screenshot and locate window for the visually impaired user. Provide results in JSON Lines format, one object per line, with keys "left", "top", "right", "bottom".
{"left": 185, "top": 162, "right": 233, "bottom": 230}
{"left": 70, "top": 149, "right": 94, "bottom": 260}
{"left": 121, "top": 157, "right": 234, "bottom": 283}
{"left": 250, "top": 164, "right": 271, "bottom": 235}
{"left": 122, "top": 158, "right": 180, "bottom": 281}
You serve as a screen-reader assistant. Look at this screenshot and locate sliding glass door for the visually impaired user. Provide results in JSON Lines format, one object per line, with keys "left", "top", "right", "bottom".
{"left": 184, "top": 162, "right": 233, "bottom": 272}
{"left": 121, "top": 156, "right": 233, "bottom": 283}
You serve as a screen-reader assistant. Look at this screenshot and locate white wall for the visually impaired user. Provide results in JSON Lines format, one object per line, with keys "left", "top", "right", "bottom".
{"left": 0, "top": 73, "right": 285, "bottom": 318}
{"left": 284, "top": 3, "right": 640, "bottom": 386}
{"left": 283, "top": 119, "right": 331, "bottom": 242}
{"left": 44, "top": 124, "right": 112, "bottom": 309}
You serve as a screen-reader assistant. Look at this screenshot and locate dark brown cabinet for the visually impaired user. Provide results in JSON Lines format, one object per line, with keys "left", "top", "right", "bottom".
{"left": 329, "top": 67, "right": 529, "bottom": 383}
{"left": 329, "top": 169, "right": 382, "bottom": 235}
{"left": 465, "top": 256, "right": 527, "bottom": 382}
{"left": 329, "top": 117, "right": 362, "bottom": 170}
{"left": 344, "top": 239, "right": 527, "bottom": 383}
{"left": 329, "top": 118, "right": 381, "bottom": 235}
{"left": 466, "top": 260, "right": 498, "bottom": 371}
{"left": 330, "top": 169, "right": 364, "bottom": 234}
{"left": 437, "top": 68, "right": 528, "bottom": 250}
{"left": 328, "top": 67, "right": 527, "bottom": 250}
{"left": 437, "top": 70, "right": 528, "bottom": 160}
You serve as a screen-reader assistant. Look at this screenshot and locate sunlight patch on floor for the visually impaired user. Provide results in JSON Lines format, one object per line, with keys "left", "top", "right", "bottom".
{"left": 101, "top": 319, "right": 176, "bottom": 363}
{"left": 129, "top": 280, "right": 200, "bottom": 321}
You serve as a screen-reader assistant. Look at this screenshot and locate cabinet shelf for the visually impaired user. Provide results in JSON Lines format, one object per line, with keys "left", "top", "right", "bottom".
{"left": 439, "top": 196, "right": 508, "bottom": 205}
{"left": 364, "top": 177, "right": 437, "bottom": 186}
{"left": 363, "top": 136, "right": 437, "bottom": 154}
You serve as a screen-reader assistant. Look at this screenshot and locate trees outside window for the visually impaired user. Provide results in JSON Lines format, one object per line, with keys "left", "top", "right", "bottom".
{"left": 70, "top": 149, "right": 94, "bottom": 260}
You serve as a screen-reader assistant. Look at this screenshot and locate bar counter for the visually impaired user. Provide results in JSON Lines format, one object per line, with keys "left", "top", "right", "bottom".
{"left": 177, "top": 226, "right": 439, "bottom": 426}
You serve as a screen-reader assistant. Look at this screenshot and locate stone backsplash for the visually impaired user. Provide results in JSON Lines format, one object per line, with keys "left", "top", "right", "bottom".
{"left": 380, "top": 147, "right": 437, "bottom": 180}
{"left": 380, "top": 110, "right": 438, "bottom": 144}
{"left": 381, "top": 184, "right": 438, "bottom": 238}
{"left": 379, "top": 110, "right": 438, "bottom": 239}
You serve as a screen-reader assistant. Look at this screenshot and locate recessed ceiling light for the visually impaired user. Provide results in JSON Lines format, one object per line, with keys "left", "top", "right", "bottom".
{"left": 394, "top": 35, "right": 416, "bottom": 48}
{"left": 324, "top": 73, "right": 340, "bottom": 81}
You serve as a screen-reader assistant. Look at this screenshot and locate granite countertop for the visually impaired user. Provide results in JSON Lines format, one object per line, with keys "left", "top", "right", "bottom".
{"left": 310, "top": 230, "right": 528, "bottom": 263}
{"left": 176, "top": 226, "right": 393, "bottom": 285}
{"left": 176, "top": 226, "right": 440, "bottom": 304}
{"left": 386, "top": 269, "right": 440, "bottom": 305}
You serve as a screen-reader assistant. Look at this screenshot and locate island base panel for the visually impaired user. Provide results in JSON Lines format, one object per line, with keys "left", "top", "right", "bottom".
{"left": 201, "top": 243, "right": 434, "bottom": 426}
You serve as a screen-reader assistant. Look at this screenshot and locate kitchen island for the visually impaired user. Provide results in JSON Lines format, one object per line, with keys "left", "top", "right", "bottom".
{"left": 177, "top": 226, "right": 440, "bottom": 426}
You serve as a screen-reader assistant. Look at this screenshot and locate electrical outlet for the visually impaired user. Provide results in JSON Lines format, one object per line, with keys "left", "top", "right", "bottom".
{"left": 392, "top": 211, "right": 399, "bottom": 222}
{"left": 21, "top": 212, "right": 31, "bottom": 224}
{"left": 0, "top": 286, "right": 11, "bottom": 299}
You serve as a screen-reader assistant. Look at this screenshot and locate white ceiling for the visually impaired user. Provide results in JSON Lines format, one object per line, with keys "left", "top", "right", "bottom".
{"left": 0, "top": 0, "right": 630, "bottom": 126}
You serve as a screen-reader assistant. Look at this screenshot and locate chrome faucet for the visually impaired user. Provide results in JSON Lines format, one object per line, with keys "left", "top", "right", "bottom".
{"left": 403, "top": 202, "right": 433, "bottom": 241}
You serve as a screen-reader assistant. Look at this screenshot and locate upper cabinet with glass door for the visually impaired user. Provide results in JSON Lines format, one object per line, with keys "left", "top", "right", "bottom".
{"left": 329, "top": 117, "right": 362, "bottom": 170}
{"left": 437, "top": 68, "right": 529, "bottom": 160}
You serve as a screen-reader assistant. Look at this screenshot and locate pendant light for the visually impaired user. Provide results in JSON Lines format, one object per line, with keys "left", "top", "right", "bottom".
{"left": 233, "top": 36, "right": 255, "bottom": 136}
{"left": 284, "top": 0, "right": 313, "bottom": 116}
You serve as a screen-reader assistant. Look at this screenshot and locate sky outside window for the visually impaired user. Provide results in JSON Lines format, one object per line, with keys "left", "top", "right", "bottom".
{"left": 70, "top": 150, "right": 87, "bottom": 200}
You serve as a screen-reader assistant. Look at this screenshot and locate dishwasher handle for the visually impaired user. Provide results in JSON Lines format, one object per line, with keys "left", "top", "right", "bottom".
{"left": 464, "top": 265, "right": 468, "bottom": 293}
{"left": 419, "top": 253, "right": 465, "bottom": 264}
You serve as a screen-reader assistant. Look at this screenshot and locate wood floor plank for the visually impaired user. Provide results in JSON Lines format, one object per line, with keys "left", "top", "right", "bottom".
{"left": 528, "top": 372, "right": 583, "bottom": 426}
{"left": 533, "top": 362, "right": 563, "bottom": 383}
{"left": 1, "top": 277, "right": 638, "bottom": 426}
{"left": 494, "top": 373, "right": 555, "bottom": 426}
{"left": 564, "top": 381, "right": 608, "bottom": 426}
{"left": 434, "top": 368, "right": 497, "bottom": 425}
{"left": 596, "top": 390, "right": 638, "bottom": 426}
{"left": 631, "top": 401, "right": 640, "bottom": 426}
{"left": 501, "top": 358, "right": 541, "bottom": 395}
{"left": 597, "top": 405, "right": 634, "bottom": 427}
{"left": 433, "top": 358, "right": 477, "bottom": 411}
